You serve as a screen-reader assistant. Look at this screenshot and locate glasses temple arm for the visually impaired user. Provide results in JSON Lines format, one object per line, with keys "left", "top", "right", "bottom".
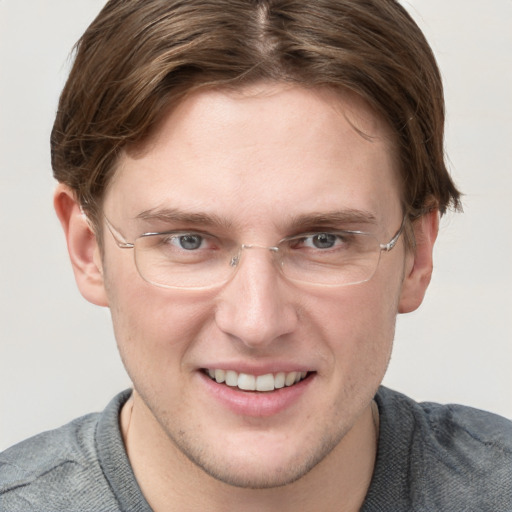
{"left": 104, "top": 216, "right": 135, "bottom": 249}
{"left": 380, "top": 216, "right": 407, "bottom": 252}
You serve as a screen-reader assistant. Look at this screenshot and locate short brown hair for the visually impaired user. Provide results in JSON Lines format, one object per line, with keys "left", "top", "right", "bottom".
{"left": 51, "top": 0, "right": 461, "bottom": 227}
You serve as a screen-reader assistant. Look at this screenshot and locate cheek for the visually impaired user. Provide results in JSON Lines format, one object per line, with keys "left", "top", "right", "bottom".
{"left": 102, "top": 257, "right": 214, "bottom": 374}
{"left": 305, "top": 275, "right": 401, "bottom": 380}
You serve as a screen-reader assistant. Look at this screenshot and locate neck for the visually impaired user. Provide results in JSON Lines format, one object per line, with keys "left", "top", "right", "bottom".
{"left": 121, "top": 392, "right": 379, "bottom": 512}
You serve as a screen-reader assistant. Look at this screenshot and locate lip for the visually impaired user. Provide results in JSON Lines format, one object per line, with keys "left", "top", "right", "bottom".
{"left": 198, "top": 369, "right": 315, "bottom": 418}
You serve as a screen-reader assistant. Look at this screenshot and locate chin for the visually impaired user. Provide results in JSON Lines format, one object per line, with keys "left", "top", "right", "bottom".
{"left": 169, "top": 423, "right": 346, "bottom": 490}
{"left": 184, "top": 451, "right": 319, "bottom": 489}
{"left": 203, "top": 466, "right": 310, "bottom": 489}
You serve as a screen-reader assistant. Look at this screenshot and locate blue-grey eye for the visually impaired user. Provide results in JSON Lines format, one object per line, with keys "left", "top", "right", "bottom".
{"left": 312, "top": 233, "right": 337, "bottom": 249}
{"left": 178, "top": 234, "right": 203, "bottom": 250}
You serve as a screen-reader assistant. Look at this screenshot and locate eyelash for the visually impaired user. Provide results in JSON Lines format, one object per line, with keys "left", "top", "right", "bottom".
{"left": 150, "top": 229, "right": 355, "bottom": 250}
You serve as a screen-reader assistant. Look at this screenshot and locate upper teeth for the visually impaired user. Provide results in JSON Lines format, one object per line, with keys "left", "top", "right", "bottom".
{"left": 207, "top": 369, "right": 308, "bottom": 392}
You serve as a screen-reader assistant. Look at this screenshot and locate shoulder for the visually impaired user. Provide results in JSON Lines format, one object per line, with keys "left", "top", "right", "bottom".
{"left": 0, "top": 395, "right": 129, "bottom": 512}
{"left": 378, "top": 385, "right": 512, "bottom": 442}
{"left": 1, "top": 412, "right": 97, "bottom": 474}
{"left": 368, "top": 387, "right": 512, "bottom": 511}
{"left": 419, "top": 397, "right": 512, "bottom": 455}
{"left": 377, "top": 386, "right": 512, "bottom": 460}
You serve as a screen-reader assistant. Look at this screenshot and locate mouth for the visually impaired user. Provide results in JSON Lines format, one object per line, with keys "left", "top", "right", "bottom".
{"left": 202, "top": 368, "right": 312, "bottom": 392}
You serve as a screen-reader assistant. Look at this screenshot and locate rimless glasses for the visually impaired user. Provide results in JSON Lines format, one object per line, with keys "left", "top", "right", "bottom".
{"left": 103, "top": 216, "right": 406, "bottom": 290}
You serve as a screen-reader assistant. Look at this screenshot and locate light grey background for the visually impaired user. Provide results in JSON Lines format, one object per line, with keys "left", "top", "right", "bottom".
{"left": 1, "top": 1, "right": 511, "bottom": 451}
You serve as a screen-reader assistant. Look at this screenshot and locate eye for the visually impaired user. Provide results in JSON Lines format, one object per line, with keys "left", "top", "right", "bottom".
{"left": 139, "top": 231, "right": 221, "bottom": 265}
{"left": 176, "top": 234, "right": 204, "bottom": 250}
{"left": 151, "top": 232, "right": 212, "bottom": 252}
{"left": 310, "top": 233, "right": 337, "bottom": 249}
{"left": 299, "top": 233, "right": 344, "bottom": 250}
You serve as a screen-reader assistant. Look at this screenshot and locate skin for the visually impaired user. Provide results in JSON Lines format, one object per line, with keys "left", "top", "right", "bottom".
{"left": 55, "top": 83, "right": 438, "bottom": 511}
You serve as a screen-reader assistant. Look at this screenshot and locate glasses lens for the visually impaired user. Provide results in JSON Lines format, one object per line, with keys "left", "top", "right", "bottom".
{"left": 133, "top": 234, "right": 233, "bottom": 289}
{"left": 279, "top": 232, "right": 382, "bottom": 286}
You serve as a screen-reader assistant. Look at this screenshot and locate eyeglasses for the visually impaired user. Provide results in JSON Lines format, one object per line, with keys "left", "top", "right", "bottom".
{"left": 103, "top": 216, "right": 406, "bottom": 289}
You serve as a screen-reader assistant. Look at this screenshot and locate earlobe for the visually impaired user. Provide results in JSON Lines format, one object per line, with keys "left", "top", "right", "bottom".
{"left": 54, "top": 184, "right": 109, "bottom": 307}
{"left": 398, "top": 211, "right": 439, "bottom": 314}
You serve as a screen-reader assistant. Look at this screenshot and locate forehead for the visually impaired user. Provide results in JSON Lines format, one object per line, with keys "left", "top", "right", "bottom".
{"left": 106, "top": 83, "right": 402, "bottom": 233}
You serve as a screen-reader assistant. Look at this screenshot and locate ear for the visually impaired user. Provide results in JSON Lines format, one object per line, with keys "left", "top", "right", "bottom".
{"left": 398, "top": 210, "right": 439, "bottom": 314}
{"left": 54, "top": 184, "right": 108, "bottom": 307}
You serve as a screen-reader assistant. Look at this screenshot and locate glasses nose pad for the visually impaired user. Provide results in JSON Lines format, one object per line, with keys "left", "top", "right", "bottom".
{"left": 229, "top": 253, "right": 241, "bottom": 268}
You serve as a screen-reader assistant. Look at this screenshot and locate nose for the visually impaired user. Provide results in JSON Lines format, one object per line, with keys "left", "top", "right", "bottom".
{"left": 215, "top": 246, "right": 299, "bottom": 349}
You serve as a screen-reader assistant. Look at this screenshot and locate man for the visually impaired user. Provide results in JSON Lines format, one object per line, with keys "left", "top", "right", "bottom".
{"left": 1, "top": 0, "right": 511, "bottom": 510}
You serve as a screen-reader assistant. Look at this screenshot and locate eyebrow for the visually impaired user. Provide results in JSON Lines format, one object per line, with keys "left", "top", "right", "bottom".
{"left": 285, "top": 209, "right": 378, "bottom": 231}
{"left": 135, "top": 207, "right": 377, "bottom": 234}
{"left": 135, "top": 207, "right": 234, "bottom": 231}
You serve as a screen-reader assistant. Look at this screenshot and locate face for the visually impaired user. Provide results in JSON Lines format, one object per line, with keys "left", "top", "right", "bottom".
{"left": 98, "top": 84, "right": 410, "bottom": 488}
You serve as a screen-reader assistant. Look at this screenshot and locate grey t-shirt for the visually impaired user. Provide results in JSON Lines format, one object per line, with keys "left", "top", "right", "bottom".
{"left": 1, "top": 387, "right": 511, "bottom": 511}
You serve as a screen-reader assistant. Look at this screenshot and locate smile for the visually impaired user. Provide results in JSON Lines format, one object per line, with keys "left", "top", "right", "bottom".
{"left": 204, "top": 369, "right": 310, "bottom": 392}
